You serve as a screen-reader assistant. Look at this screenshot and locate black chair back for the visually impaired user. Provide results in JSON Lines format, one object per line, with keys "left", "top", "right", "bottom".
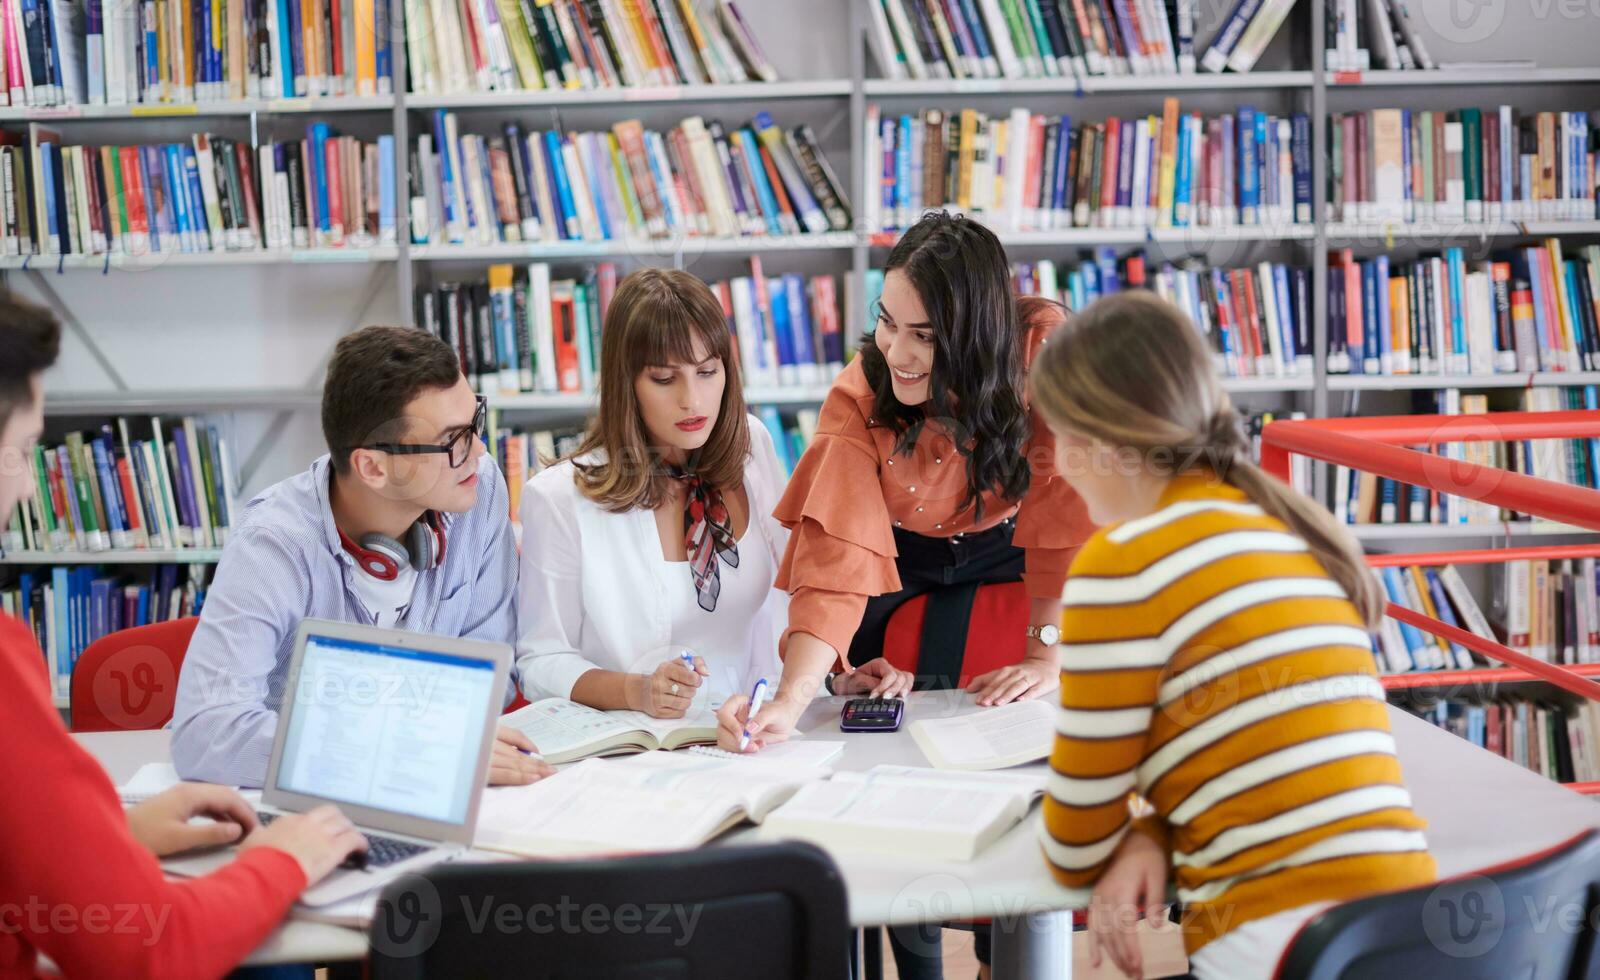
{"left": 1277, "top": 829, "right": 1600, "bottom": 980}
{"left": 369, "top": 841, "right": 850, "bottom": 980}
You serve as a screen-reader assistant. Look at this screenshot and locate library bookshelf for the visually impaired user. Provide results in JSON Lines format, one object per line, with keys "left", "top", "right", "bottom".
{"left": 10, "top": 1, "right": 1600, "bottom": 733}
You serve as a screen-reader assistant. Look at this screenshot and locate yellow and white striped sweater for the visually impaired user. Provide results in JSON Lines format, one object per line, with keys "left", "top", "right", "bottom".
{"left": 1039, "top": 473, "right": 1437, "bottom": 955}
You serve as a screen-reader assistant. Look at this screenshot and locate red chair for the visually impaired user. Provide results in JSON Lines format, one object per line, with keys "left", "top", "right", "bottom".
{"left": 70, "top": 617, "right": 199, "bottom": 733}
{"left": 880, "top": 581, "right": 1031, "bottom": 688}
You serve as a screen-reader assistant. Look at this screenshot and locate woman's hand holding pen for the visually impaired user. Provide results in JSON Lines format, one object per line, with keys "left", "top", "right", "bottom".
{"left": 488, "top": 727, "right": 555, "bottom": 786}
{"left": 628, "top": 653, "right": 710, "bottom": 719}
{"left": 716, "top": 691, "right": 802, "bottom": 753}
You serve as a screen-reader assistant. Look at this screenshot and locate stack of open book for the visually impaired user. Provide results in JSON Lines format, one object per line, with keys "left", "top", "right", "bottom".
{"left": 480, "top": 696, "right": 1058, "bottom": 862}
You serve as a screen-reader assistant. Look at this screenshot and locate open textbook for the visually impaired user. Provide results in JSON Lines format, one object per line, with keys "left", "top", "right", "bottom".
{"left": 500, "top": 698, "right": 722, "bottom": 763}
{"left": 761, "top": 765, "right": 1047, "bottom": 861}
{"left": 909, "top": 698, "right": 1056, "bottom": 770}
{"left": 474, "top": 750, "right": 833, "bottom": 856}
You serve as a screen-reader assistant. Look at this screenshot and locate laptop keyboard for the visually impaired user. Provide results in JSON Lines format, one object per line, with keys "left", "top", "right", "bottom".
{"left": 255, "top": 811, "right": 435, "bottom": 869}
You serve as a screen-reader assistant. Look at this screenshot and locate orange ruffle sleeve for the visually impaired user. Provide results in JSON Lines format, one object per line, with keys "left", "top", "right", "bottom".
{"left": 773, "top": 366, "right": 902, "bottom": 664}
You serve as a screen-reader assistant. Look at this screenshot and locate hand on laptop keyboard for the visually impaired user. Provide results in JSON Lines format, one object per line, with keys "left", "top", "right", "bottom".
{"left": 341, "top": 834, "right": 432, "bottom": 870}
{"left": 255, "top": 812, "right": 428, "bottom": 872}
{"left": 239, "top": 805, "right": 369, "bottom": 885}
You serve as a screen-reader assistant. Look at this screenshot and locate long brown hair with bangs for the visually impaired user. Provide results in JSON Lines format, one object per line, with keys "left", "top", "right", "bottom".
{"left": 570, "top": 268, "right": 751, "bottom": 512}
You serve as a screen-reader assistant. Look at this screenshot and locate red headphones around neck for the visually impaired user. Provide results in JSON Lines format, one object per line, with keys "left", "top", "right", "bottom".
{"left": 338, "top": 512, "right": 447, "bottom": 581}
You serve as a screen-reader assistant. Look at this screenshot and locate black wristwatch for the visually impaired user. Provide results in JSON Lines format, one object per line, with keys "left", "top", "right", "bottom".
{"left": 824, "top": 672, "right": 839, "bottom": 695}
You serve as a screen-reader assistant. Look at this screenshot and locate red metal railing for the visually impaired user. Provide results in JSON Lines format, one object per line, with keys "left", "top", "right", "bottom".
{"left": 1259, "top": 410, "right": 1600, "bottom": 534}
{"left": 1260, "top": 411, "right": 1600, "bottom": 793}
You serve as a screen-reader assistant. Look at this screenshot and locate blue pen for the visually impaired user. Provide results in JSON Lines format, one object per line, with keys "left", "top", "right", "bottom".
{"left": 507, "top": 731, "right": 542, "bottom": 759}
{"left": 739, "top": 678, "right": 770, "bottom": 751}
{"left": 680, "top": 651, "right": 701, "bottom": 686}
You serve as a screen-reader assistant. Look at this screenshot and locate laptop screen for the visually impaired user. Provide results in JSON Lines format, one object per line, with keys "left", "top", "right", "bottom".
{"left": 275, "top": 631, "right": 498, "bottom": 826}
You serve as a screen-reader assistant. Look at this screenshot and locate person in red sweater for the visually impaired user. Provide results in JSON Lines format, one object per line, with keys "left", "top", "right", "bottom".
{"left": 0, "top": 293, "right": 367, "bottom": 979}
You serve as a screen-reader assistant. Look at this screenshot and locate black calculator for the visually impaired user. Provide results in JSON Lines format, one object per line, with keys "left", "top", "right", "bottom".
{"left": 841, "top": 697, "right": 905, "bottom": 732}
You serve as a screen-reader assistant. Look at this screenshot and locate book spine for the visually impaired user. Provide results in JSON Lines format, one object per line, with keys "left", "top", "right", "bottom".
{"left": 1200, "top": 0, "right": 1261, "bottom": 72}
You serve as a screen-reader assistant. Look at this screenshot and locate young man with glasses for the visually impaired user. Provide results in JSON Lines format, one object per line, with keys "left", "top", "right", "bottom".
{"left": 172, "top": 326, "right": 553, "bottom": 788}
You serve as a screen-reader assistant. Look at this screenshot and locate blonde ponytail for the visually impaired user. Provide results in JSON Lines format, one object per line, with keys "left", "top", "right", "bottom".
{"left": 1030, "top": 292, "right": 1384, "bottom": 629}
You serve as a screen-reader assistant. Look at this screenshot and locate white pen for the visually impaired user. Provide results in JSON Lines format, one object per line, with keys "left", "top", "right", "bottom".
{"left": 739, "top": 677, "right": 770, "bottom": 751}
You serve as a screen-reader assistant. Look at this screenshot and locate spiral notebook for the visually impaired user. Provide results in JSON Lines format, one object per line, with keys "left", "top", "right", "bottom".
{"left": 686, "top": 741, "right": 847, "bottom": 767}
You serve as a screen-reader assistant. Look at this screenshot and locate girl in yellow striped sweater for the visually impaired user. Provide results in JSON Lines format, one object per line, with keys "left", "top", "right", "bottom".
{"left": 1029, "top": 292, "right": 1437, "bottom": 979}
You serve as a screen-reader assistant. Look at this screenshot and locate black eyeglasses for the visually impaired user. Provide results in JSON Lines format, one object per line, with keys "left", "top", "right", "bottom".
{"left": 358, "top": 395, "right": 487, "bottom": 469}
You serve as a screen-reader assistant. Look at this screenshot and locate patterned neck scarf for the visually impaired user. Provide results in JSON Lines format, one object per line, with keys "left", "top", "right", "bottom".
{"left": 663, "top": 464, "right": 739, "bottom": 612}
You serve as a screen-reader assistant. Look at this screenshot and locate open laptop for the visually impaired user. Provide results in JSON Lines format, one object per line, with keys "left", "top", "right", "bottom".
{"left": 163, "top": 619, "right": 510, "bottom": 906}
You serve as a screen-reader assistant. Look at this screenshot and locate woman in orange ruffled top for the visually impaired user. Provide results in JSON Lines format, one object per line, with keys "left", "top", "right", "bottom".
{"left": 717, "top": 211, "right": 1097, "bottom": 746}
{"left": 716, "top": 210, "right": 1097, "bottom": 979}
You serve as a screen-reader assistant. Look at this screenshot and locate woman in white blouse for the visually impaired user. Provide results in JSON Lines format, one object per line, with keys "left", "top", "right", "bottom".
{"left": 514, "top": 268, "right": 792, "bottom": 715}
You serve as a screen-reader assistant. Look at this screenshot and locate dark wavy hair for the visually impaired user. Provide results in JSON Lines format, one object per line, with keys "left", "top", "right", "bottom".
{"left": 860, "top": 212, "right": 1029, "bottom": 519}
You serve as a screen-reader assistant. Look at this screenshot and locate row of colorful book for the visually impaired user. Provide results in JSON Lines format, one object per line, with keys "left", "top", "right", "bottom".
{"left": 9, "top": 128, "right": 396, "bottom": 258}
{"left": 2, "top": 418, "right": 235, "bottom": 556}
{"left": 1326, "top": 242, "right": 1600, "bottom": 377}
{"left": 1334, "top": 388, "right": 1599, "bottom": 529}
{"left": 1492, "top": 557, "right": 1600, "bottom": 668}
{"left": 1326, "top": 0, "right": 1433, "bottom": 71}
{"left": 412, "top": 110, "right": 850, "bottom": 247}
{"left": 1395, "top": 694, "right": 1600, "bottom": 786}
{"left": 0, "top": 0, "right": 779, "bottom": 106}
{"left": 863, "top": 102, "right": 1312, "bottom": 234}
{"left": 1329, "top": 108, "right": 1600, "bottom": 225}
{"left": 6, "top": 0, "right": 398, "bottom": 105}
{"left": 406, "top": 0, "right": 776, "bottom": 95}
{"left": 0, "top": 564, "right": 210, "bottom": 701}
{"left": 418, "top": 264, "right": 608, "bottom": 395}
{"left": 1009, "top": 251, "right": 1312, "bottom": 380}
{"left": 867, "top": 0, "right": 1298, "bottom": 80}
{"left": 417, "top": 259, "right": 846, "bottom": 396}
{"left": 1372, "top": 563, "right": 1485, "bottom": 673}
